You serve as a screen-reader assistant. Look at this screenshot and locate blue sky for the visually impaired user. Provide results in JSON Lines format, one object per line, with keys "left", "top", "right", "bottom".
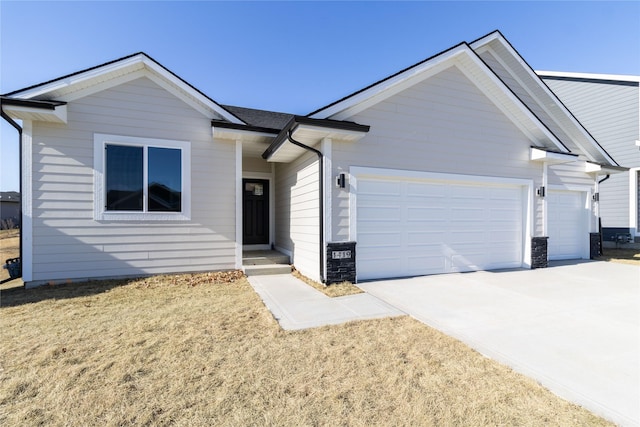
{"left": 1, "top": 1, "right": 639, "bottom": 191}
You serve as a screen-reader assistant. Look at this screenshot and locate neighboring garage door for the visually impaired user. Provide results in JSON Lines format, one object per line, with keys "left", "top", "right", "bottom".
{"left": 357, "top": 176, "right": 524, "bottom": 281}
{"left": 548, "top": 190, "right": 586, "bottom": 260}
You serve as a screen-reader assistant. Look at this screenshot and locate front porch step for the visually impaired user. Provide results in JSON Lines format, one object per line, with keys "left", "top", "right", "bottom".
{"left": 244, "top": 264, "right": 292, "bottom": 276}
{"left": 243, "top": 250, "right": 290, "bottom": 266}
{"left": 242, "top": 250, "right": 291, "bottom": 276}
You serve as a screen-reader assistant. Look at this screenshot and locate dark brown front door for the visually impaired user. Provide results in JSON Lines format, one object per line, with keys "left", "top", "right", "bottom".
{"left": 243, "top": 179, "right": 269, "bottom": 245}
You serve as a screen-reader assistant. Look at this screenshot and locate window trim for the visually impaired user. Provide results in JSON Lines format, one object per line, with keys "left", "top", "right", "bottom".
{"left": 94, "top": 134, "right": 191, "bottom": 221}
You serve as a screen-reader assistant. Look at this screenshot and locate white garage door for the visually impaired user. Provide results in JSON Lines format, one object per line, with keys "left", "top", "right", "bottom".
{"left": 357, "top": 177, "right": 524, "bottom": 281}
{"left": 548, "top": 190, "right": 586, "bottom": 260}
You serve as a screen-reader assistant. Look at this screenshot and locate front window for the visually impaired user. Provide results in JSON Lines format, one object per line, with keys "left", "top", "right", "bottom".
{"left": 94, "top": 134, "right": 190, "bottom": 220}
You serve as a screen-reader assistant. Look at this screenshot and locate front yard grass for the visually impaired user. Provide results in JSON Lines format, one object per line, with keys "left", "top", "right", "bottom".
{"left": 596, "top": 247, "right": 640, "bottom": 266}
{"left": 0, "top": 273, "right": 612, "bottom": 426}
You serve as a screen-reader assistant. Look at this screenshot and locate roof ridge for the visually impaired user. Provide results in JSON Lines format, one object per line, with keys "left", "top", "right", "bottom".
{"left": 2, "top": 52, "right": 146, "bottom": 97}
{"left": 307, "top": 41, "right": 468, "bottom": 118}
{"left": 2, "top": 52, "right": 246, "bottom": 125}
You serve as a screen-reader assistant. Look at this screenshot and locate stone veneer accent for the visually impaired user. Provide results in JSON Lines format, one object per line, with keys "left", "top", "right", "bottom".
{"left": 326, "top": 242, "right": 357, "bottom": 285}
{"left": 590, "top": 233, "right": 601, "bottom": 259}
{"left": 531, "top": 237, "right": 548, "bottom": 269}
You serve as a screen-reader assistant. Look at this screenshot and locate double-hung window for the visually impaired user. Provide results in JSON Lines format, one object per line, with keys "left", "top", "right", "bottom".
{"left": 94, "top": 134, "right": 191, "bottom": 220}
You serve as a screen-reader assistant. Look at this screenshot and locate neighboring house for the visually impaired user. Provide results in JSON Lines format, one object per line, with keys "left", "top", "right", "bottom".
{"left": 0, "top": 31, "right": 624, "bottom": 288}
{"left": 538, "top": 71, "right": 640, "bottom": 243}
{"left": 0, "top": 191, "right": 20, "bottom": 229}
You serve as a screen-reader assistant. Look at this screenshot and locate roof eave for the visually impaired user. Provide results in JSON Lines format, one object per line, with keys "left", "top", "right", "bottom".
{"left": 470, "top": 32, "right": 619, "bottom": 167}
{"left": 3, "top": 53, "right": 245, "bottom": 125}
{"left": 1, "top": 96, "right": 68, "bottom": 123}
{"left": 262, "top": 116, "right": 370, "bottom": 162}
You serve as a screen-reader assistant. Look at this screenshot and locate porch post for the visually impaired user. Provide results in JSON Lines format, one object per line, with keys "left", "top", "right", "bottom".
{"left": 235, "top": 140, "right": 242, "bottom": 269}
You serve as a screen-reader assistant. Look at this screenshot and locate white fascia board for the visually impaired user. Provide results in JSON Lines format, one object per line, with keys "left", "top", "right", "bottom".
{"left": 292, "top": 123, "right": 368, "bottom": 142}
{"left": 585, "top": 161, "right": 627, "bottom": 175}
{"left": 11, "top": 54, "right": 147, "bottom": 100}
{"left": 2, "top": 104, "right": 67, "bottom": 123}
{"left": 635, "top": 140, "right": 640, "bottom": 147}
{"left": 472, "top": 34, "right": 618, "bottom": 166}
{"left": 9, "top": 53, "right": 244, "bottom": 124}
{"left": 530, "top": 147, "right": 577, "bottom": 164}
{"left": 458, "top": 51, "right": 568, "bottom": 153}
{"left": 310, "top": 45, "right": 468, "bottom": 120}
{"left": 585, "top": 162, "right": 602, "bottom": 174}
{"left": 537, "top": 70, "right": 640, "bottom": 83}
{"left": 212, "top": 126, "right": 276, "bottom": 141}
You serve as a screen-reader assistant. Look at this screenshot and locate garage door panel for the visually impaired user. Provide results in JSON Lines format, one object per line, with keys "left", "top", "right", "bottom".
{"left": 451, "top": 208, "right": 485, "bottom": 220}
{"left": 449, "top": 231, "right": 485, "bottom": 243}
{"left": 407, "top": 184, "right": 448, "bottom": 199}
{"left": 548, "top": 190, "right": 585, "bottom": 260}
{"left": 408, "top": 231, "right": 447, "bottom": 244}
{"left": 407, "top": 206, "right": 447, "bottom": 220}
{"left": 357, "top": 176, "right": 524, "bottom": 280}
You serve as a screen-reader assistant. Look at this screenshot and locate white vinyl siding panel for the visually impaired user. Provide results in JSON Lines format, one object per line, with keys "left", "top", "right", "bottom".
{"left": 357, "top": 176, "right": 524, "bottom": 280}
{"left": 543, "top": 77, "right": 640, "bottom": 229}
{"left": 243, "top": 157, "right": 272, "bottom": 174}
{"left": 274, "top": 151, "right": 320, "bottom": 281}
{"left": 29, "top": 77, "right": 237, "bottom": 284}
{"left": 331, "top": 65, "right": 544, "bottom": 240}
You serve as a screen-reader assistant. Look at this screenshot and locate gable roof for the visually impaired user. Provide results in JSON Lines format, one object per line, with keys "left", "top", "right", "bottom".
{"left": 470, "top": 31, "right": 617, "bottom": 165}
{"left": 308, "top": 39, "right": 570, "bottom": 154}
{"left": 309, "top": 30, "right": 618, "bottom": 166}
{"left": 2, "top": 52, "right": 244, "bottom": 124}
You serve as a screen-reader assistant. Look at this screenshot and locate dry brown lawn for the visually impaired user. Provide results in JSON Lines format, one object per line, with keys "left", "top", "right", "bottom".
{"left": 292, "top": 268, "right": 363, "bottom": 297}
{"left": 1, "top": 272, "right": 612, "bottom": 426}
{"left": 596, "top": 247, "right": 640, "bottom": 266}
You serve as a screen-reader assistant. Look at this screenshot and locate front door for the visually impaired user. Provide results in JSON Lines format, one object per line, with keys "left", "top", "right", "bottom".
{"left": 243, "top": 179, "right": 269, "bottom": 245}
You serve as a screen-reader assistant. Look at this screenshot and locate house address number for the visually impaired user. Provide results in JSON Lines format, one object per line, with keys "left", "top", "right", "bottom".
{"left": 331, "top": 250, "right": 352, "bottom": 260}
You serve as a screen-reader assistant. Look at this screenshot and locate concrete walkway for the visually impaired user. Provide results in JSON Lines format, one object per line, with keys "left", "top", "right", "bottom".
{"left": 247, "top": 274, "right": 403, "bottom": 330}
{"left": 359, "top": 261, "right": 639, "bottom": 427}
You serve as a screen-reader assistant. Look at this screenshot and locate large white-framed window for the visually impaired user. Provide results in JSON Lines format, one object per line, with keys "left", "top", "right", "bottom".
{"left": 94, "top": 134, "right": 191, "bottom": 221}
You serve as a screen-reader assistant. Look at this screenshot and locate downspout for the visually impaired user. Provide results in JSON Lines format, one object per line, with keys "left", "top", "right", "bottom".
{"left": 287, "top": 129, "right": 325, "bottom": 283}
{"left": 1, "top": 110, "right": 23, "bottom": 276}
{"left": 596, "top": 174, "right": 610, "bottom": 255}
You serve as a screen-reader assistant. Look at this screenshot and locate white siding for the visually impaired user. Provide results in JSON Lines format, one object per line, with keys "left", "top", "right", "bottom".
{"left": 243, "top": 156, "right": 272, "bottom": 174}
{"left": 274, "top": 152, "right": 320, "bottom": 281}
{"left": 543, "top": 77, "right": 640, "bottom": 230}
{"left": 29, "top": 77, "right": 237, "bottom": 284}
{"left": 331, "top": 65, "right": 547, "bottom": 240}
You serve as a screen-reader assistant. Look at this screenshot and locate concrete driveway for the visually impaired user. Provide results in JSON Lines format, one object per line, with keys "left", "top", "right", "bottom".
{"left": 358, "top": 261, "right": 639, "bottom": 427}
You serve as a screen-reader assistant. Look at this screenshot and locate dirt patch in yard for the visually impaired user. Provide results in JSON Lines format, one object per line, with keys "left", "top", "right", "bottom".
{"left": 292, "top": 267, "right": 363, "bottom": 297}
{"left": 0, "top": 273, "right": 612, "bottom": 426}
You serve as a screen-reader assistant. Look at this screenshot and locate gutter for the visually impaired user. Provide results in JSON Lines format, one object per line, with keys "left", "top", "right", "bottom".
{"left": 263, "top": 116, "right": 369, "bottom": 283}
{"left": 598, "top": 174, "right": 610, "bottom": 185}
{"left": 286, "top": 127, "right": 326, "bottom": 283}
{"left": 262, "top": 116, "right": 369, "bottom": 160}
{"left": 1, "top": 109, "right": 23, "bottom": 278}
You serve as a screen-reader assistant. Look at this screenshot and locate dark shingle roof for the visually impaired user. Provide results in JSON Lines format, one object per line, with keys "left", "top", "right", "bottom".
{"left": 222, "top": 105, "right": 294, "bottom": 130}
